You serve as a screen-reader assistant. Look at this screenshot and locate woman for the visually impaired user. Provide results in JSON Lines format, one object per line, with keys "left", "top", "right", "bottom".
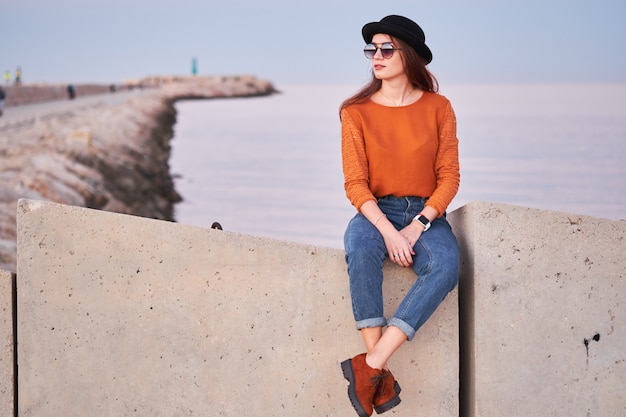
{"left": 339, "top": 15, "right": 460, "bottom": 417}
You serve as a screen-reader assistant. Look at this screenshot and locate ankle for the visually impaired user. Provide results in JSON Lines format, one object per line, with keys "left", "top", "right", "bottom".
{"left": 365, "top": 353, "right": 383, "bottom": 370}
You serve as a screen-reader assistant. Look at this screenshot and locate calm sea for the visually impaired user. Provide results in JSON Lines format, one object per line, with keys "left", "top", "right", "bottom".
{"left": 169, "top": 83, "right": 626, "bottom": 249}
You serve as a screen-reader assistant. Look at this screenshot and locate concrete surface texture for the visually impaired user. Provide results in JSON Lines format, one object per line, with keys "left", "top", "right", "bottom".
{"left": 16, "top": 198, "right": 459, "bottom": 417}
{"left": 447, "top": 201, "right": 625, "bottom": 417}
{"left": 0, "top": 270, "right": 14, "bottom": 417}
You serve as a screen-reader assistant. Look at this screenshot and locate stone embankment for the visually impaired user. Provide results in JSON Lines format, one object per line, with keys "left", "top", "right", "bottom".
{"left": 0, "top": 75, "right": 277, "bottom": 271}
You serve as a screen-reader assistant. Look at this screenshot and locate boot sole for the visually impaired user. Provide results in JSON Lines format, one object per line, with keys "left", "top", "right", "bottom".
{"left": 373, "top": 380, "right": 401, "bottom": 414}
{"left": 341, "top": 359, "right": 370, "bottom": 417}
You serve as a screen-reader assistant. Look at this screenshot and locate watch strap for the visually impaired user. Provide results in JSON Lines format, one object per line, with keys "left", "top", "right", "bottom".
{"left": 413, "top": 214, "right": 431, "bottom": 231}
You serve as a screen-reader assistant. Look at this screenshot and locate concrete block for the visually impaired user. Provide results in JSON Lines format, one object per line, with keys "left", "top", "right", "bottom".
{"left": 0, "top": 270, "right": 15, "bottom": 417}
{"left": 17, "top": 199, "right": 458, "bottom": 417}
{"left": 448, "top": 201, "right": 625, "bottom": 417}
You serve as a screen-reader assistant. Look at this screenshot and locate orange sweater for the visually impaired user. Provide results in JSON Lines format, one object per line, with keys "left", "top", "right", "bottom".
{"left": 341, "top": 92, "right": 460, "bottom": 216}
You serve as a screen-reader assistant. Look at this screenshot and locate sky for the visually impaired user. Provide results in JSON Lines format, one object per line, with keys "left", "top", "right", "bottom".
{"left": 2, "top": 0, "right": 625, "bottom": 86}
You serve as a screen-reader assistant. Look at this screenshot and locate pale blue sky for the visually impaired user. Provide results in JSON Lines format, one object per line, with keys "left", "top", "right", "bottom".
{"left": 2, "top": 0, "right": 625, "bottom": 85}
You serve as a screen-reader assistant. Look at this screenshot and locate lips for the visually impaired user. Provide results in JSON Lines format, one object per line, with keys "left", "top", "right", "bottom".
{"left": 374, "top": 64, "right": 385, "bottom": 70}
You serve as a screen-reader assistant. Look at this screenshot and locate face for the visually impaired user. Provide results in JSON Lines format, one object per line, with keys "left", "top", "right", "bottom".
{"left": 368, "top": 33, "right": 405, "bottom": 81}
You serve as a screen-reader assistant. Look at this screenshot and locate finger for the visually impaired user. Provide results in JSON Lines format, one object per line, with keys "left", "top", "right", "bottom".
{"left": 393, "top": 252, "right": 410, "bottom": 267}
{"left": 392, "top": 252, "right": 403, "bottom": 265}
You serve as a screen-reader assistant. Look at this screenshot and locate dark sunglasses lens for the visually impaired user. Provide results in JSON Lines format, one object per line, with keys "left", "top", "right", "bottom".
{"left": 364, "top": 43, "right": 396, "bottom": 59}
{"left": 381, "top": 45, "right": 395, "bottom": 59}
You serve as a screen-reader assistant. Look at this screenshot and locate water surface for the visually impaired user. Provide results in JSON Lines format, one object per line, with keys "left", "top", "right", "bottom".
{"left": 170, "top": 83, "right": 626, "bottom": 248}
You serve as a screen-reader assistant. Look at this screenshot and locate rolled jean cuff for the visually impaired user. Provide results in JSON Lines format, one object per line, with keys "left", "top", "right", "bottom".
{"left": 387, "top": 317, "right": 416, "bottom": 341}
{"left": 355, "top": 317, "right": 387, "bottom": 330}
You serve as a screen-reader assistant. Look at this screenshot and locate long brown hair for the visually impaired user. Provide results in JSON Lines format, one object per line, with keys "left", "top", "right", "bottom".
{"left": 339, "top": 36, "right": 439, "bottom": 117}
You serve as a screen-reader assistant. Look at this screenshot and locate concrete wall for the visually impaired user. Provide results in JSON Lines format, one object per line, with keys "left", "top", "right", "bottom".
{"left": 8, "top": 199, "right": 625, "bottom": 416}
{"left": 15, "top": 199, "right": 458, "bottom": 417}
{"left": 447, "top": 201, "right": 625, "bottom": 417}
{"left": 0, "top": 270, "right": 15, "bottom": 417}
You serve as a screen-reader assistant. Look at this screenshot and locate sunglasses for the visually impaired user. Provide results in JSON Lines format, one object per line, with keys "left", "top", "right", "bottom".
{"left": 363, "top": 42, "right": 402, "bottom": 59}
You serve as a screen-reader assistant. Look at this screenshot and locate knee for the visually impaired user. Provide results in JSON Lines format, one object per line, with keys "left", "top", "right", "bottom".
{"left": 440, "top": 251, "right": 460, "bottom": 289}
{"left": 425, "top": 248, "right": 459, "bottom": 290}
{"left": 344, "top": 234, "right": 386, "bottom": 276}
{"left": 344, "top": 216, "right": 385, "bottom": 259}
{"left": 345, "top": 241, "right": 385, "bottom": 272}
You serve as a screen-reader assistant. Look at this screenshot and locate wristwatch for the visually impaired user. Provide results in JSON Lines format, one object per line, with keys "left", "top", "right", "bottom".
{"left": 413, "top": 214, "right": 431, "bottom": 231}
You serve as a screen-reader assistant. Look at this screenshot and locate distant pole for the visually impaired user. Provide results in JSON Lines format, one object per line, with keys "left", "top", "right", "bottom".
{"left": 192, "top": 57, "right": 197, "bottom": 76}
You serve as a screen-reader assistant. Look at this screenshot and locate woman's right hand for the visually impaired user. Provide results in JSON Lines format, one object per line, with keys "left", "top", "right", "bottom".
{"left": 360, "top": 200, "right": 415, "bottom": 267}
{"left": 380, "top": 223, "right": 415, "bottom": 267}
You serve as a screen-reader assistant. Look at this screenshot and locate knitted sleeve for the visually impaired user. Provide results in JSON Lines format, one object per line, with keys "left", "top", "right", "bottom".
{"left": 341, "top": 108, "right": 376, "bottom": 210}
{"left": 427, "top": 101, "right": 460, "bottom": 215}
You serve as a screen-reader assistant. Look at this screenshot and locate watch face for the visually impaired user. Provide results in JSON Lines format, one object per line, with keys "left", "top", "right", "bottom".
{"left": 418, "top": 215, "right": 429, "bottom": 225}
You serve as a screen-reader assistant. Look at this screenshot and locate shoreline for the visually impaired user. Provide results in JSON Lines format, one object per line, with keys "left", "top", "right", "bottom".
{"left": 0, "top": 75, "right": 278, "bottom": 272}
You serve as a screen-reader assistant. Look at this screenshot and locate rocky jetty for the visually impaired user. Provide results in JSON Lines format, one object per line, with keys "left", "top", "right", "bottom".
{"left": 0, "top": 75, "right": 277, "bottom": 271}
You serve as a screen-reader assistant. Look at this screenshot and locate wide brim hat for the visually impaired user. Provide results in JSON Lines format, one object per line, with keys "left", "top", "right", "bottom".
{"left": 362, "top": 15, "right": 433, "bottom": 64}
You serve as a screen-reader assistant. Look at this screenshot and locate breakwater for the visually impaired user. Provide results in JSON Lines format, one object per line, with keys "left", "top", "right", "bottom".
{"left": 0, "top": 75, "right": 277, "bottom": 271}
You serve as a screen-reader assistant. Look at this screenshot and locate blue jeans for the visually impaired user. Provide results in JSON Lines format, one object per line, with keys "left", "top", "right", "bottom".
{"left": 343, "top": 196, "right": 459, "bottom": 341}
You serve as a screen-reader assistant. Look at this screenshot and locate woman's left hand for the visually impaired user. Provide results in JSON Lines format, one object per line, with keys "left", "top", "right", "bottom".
{"left": 401, "top": 206, "right": 437, "bottom": 249}
{"left": 399, "top": 221, "right": 425, "bottom": 250}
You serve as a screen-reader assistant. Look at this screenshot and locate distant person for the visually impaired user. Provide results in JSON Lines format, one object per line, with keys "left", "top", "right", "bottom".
{"left": 0, "top": 87, "right": 5, "bottom": 116}
{"left": 67, "top": 84, "right": 75, "bottom": 99}
{"left": 14, "top": 67, "right": 22, "bottom": 85}
{"left": 3, "top": 70, "right": 9, "bottom": 85}
{"left": 339, "top": 15, "right": 460, "bottom": 416}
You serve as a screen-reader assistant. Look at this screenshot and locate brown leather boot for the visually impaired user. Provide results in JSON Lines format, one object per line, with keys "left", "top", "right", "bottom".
{"left": 373, "top": 369, "right": 401, "bottom": 414}
{"left": 341, "top": 353, "right": 383, "bottom": 417}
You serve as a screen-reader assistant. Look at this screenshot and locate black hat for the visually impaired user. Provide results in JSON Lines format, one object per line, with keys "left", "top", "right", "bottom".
{"left": 362, "top": 15, "right": 433, "bottom": 64}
